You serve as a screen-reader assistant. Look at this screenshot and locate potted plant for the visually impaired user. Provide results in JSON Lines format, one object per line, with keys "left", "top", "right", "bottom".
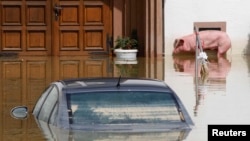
{"left": 113, "top": 36, "right": 138, "bottom": 60}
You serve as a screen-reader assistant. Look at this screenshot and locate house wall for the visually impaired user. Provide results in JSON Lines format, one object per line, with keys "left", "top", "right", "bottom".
{"left": 164, "top": 0, "right": 250, "bottom": 55}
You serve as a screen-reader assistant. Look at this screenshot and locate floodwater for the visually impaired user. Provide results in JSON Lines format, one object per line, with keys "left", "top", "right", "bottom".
{"left": 1, "top": 54, "right": 250, "bottom": 141}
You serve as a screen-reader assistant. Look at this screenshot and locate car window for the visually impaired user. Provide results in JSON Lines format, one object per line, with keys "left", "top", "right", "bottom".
{"left": 67, "top": 91, "right": 181, "bottom": 125}
{"left": 32, "top": 85, "right": 54, "bottom": 117}
{"left": 38, "top": 85, "right": 59, "bottom": 122}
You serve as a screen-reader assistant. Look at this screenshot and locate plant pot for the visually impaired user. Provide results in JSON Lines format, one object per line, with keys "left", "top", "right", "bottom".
{"left": 114, "top": 49, "right": 138, "bottom": 60}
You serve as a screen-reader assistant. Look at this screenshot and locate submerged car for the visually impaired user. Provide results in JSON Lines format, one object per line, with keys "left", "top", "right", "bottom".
{"left": 12, "top": 77, "right": 194, "bottom": 132}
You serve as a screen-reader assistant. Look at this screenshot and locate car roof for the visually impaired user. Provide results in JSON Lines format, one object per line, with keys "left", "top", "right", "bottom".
{"left": 58, "top": 77, "right": 171, "bottom": 90}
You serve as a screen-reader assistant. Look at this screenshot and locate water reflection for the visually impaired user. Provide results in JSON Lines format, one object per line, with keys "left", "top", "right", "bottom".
{"left": 114, "top": 59, "right": 139, "bottom": 77}
{"left": 0, "top": 56, "right": 164, "bottom": 141}
{"left": 37, "top": 119, "right": 191, "bottom": 141}
{"left": 172, "top": 55, "right": 231, "bottom": 116}
{"left": 2, "top": 54, "right": 250, "bottom": 141}
{"left": 173, "top": 55, "right": 231, "bottom": 79}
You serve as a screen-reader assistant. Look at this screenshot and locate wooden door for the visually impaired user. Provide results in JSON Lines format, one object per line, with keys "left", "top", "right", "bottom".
{"left": 0, "top": 0, "right": 52, "bottom": 55}
{"left": 53, "top": 0, "right": 112, "bottom": 56}
{"left": 0, "top": 0, "right": 112, "bottom": 56}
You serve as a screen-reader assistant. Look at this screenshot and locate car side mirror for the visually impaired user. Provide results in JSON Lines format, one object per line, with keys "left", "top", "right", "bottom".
{"left": 10, "top": 106, "right": 28, "bottom": 119}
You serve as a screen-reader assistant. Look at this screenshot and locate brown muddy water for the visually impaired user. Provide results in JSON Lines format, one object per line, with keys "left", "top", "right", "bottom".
{"left": 1, "top": 54, "right": 250, "bottom": 141}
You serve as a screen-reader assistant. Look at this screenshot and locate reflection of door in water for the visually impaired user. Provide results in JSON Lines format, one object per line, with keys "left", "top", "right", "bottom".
{"left": 0, "top": 0, "right": 112, "bottom": 56}
{"left": 53, "top": 0, "right": 112, "bottom": 56}
{"left": 52, "top": 56, "right": 112, "bottom": 80}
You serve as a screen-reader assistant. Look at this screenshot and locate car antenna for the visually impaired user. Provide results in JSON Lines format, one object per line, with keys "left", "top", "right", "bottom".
{"left": 116, "top": 75, "right": 121, "bottom": 87}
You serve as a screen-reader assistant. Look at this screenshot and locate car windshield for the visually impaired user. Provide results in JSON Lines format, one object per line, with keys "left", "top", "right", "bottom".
{"left": 66, "top": 91, "right": 182, "bottom": 125}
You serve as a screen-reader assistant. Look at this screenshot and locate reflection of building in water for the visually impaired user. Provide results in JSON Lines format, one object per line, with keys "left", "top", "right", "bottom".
{"left": 0, "top": 56, "right": 165, "bottom": 141}
{"left": 173, "top": 55, "right": 231, "bottom": 93}
{"left": 194, "top": 76, "right": 227, "bottom": 116}
{"left": 173, "top": 55, "right": 231, "bottom": 116}
{"left": 195, "top": 75, "right": 227, "bottom": 94}
{"left": 193, "top": 74, "right": 208, "bottom": 116}
{"left": 207, "top": 78, "right": 227, "bottom": 92}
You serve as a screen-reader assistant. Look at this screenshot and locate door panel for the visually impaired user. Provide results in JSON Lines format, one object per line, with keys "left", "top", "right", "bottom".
{"left": 0, "top": 0, "right": 51, "bottom": 55}
{"left": 52, "top": 56, "right": 112, "bottom": 80}
{"left": 53, "top": 0, "right": 112, "bottom": 56}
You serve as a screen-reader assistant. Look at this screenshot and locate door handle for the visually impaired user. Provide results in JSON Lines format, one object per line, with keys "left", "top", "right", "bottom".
{"left": 54, "top": 4, "right": 62, "bottom": 21}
